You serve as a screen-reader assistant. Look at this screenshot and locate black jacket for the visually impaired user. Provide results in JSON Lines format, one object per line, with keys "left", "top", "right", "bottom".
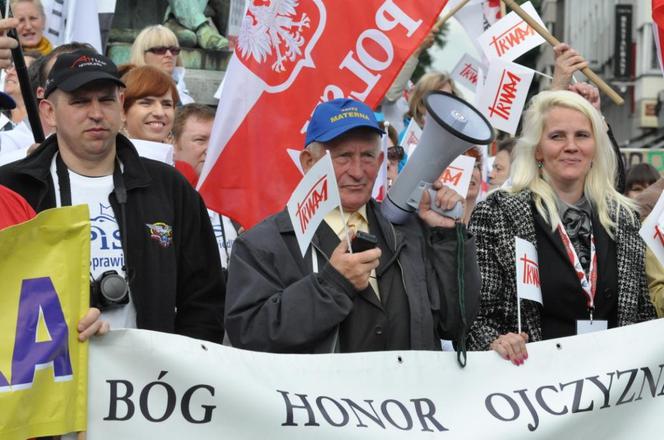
{"left": 0, "top": 134, "right": 225, "bottom": 343}
{"left": 225, "top": 200, "right": 480, "bottom": 353}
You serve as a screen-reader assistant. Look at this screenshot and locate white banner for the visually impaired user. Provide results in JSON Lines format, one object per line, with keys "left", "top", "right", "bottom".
{"left": 451, "top": 53, "right": 486, "bottom": 92}
{"left": 477, "top": 1, "right": 546, "bottom": 62}
{"left": 286, "top": 152, "right": 341, "bottom": 256}
{"left": 515, "top": 237, "right": 542, "bottom": 304}
{"left": 86, "top": 319, "right": 664, "bottom": 439}
{"left": 477, "top": 59, "right": 534, "bottom": 135}
{"left": 440, "top": 155, "right": 476, "bottom": 199}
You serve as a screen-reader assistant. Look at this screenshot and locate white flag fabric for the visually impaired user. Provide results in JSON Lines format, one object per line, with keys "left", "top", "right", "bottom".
{"left": 65, "top": 0, "right": 102, "bottom": 53}
{"left": 451, "top": 53, "right": 486, "bottom": 92}
{"left": 515, "top": 237, "right": 542, "bottom": 304}
{"left": 371, "top": 124, "right": 389, "bottom": 202}
{"left": 477, "top": 1, "right": 545, "bottom": 62}
{"left": 129, "top": 139, "right": 174, "bottom": 165}
{"left": 639, "top": 190, "right": 664, "bottom": 266}
{"left": 439, "top": 155, "right": 475, "bottom": 199}
{"left": 401, "top": 118, "right": 422, "bottom": 156}
{"left": 476, "top": 59, "right": 534, "bottom": 135}
{"left": 287, "top": 152, "right": 341, "bottom": 256}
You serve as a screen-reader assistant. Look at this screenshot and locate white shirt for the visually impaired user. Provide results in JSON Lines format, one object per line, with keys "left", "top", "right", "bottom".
{"left": 208, "top": 210, "right": 237, "bottom": 269}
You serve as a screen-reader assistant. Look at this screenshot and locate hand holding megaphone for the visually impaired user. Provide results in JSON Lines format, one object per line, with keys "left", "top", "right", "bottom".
{"left": 418, "top": 182, "right": 465, "bottom": 228}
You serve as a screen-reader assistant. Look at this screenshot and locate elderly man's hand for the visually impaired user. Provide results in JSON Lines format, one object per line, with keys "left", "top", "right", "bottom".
{"left": 0, "top": 18, "right": 18, "bottom": 70}
{"left": 329, "top": 235, "right": 381, "bottom": 291}
{"left": 418, "top": 181, "right": 464, "bottom": 228}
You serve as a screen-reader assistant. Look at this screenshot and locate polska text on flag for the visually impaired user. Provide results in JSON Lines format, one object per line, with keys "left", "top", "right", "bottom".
{"left": 198, "top": 0, "right": 449, "bottom": 229}
{"left": 286, "top": 152, "right": 341, "bottom": 256}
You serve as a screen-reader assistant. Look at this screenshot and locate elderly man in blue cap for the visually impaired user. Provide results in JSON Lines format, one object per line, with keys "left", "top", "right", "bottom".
{"left": 225, "top": 98, "right": 479, "bottom": 354}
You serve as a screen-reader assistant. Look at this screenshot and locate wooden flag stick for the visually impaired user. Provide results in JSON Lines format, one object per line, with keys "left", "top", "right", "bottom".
{"left": 435, "top": 0, "right": 471, "bottom": 30}
{"left": 500, "top": 1, "right": 507, "bottom": 18}
{"left": 501, "top": 0, "right": 624, "bottom": 106}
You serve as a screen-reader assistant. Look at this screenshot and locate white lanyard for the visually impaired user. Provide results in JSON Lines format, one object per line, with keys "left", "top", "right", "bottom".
{"left": 557, "top": 225, "right": 597, "bottom": 319}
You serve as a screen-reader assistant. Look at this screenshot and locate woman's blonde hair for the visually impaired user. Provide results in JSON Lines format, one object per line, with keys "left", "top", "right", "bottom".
{"left": 509, "top": 90, "right": 636, "bottom": 238}
{"left": 130, "top": 25, "right": 182, "bottom": 68}
{"left": 407, "top": 71, "right": 459, "bottom": 127}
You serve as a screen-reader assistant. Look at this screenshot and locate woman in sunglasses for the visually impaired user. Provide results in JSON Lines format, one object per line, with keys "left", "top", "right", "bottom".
{"left": 130, "top": 24, "right": 194, "bottom": 105}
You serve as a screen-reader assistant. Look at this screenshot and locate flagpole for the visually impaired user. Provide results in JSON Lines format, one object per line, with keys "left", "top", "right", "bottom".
{"left": 517, "top": 297, "right": 522, "bottom": 335}
{"left": 500, "top": 1, "right": 507, "bottom": 18}
{"left": 501, "top": 0, "right": 624, "bottom": 106}
{"left": 435, "top": 0, "right": 471, "bottom": 30}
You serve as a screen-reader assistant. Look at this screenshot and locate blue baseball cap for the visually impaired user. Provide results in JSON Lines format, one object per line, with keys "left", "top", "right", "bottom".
{"left": 305, "top": 98, "right": 383, "bottom": 147}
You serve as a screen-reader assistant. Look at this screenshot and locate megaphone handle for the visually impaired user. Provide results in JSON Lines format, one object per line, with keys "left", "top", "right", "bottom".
{"left": 427, "top": 188, "right": 464, "bottom": 220}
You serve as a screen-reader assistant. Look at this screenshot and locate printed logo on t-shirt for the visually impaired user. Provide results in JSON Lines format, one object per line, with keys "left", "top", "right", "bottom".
{"left": 146, "top": 222, "right": 173, "bottom": 248}
{"left": 90, "top": 203, "right": 124, "bottom": 275}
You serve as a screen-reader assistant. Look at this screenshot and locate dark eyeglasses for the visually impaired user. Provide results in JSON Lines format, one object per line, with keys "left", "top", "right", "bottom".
{"left": 387, "top": 145, "right": 405, "bottom": 161}
{"left": 145, "top": 46, "right": 181, "bottom": 55}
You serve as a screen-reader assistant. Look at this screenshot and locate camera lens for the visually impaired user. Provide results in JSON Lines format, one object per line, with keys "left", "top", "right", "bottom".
{"left": 99, "top": 273, "right": 128, "bottom": 302}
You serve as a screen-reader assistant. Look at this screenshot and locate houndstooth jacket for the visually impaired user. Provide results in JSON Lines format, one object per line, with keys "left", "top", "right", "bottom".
{"left": 467, "top": 189, "right": 656, "bottom": 351}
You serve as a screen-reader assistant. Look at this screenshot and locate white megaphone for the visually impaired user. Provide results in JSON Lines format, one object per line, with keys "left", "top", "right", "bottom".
{"left": 381, "top": 91, "right": 494, "bottom": 224}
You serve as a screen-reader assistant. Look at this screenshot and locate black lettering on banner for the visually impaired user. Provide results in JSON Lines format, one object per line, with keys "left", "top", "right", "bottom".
{"left": 411, "top": 398, "right": 449, "bottom": 432}
{"left": 181, "top": 384, "right": 217, "bottom": 424}
{"left": 341, "top": 399, "right": 386, "bottom": 429}
{"left": 535, "top": 385, "right": 568, "bottom": 416}
{"left": 635, "top": 365, "right": 664, "bottom": 401}
{"left": 586, "top": 374, "right": 614, "bottom": 409}
{"left": 104, "top": 379, "right": 135, "bottom": 421}
{"left": 514, "top": 389, "right": 539, "bottom": 432}
{"left": 277, "top": 390, "right": 320, "bottom": 427}
{"left": 139, "top": 371, "right": 177, "bottom": 422}
{"left": 316, "top": 396, "right": 350, "bottom": 427}
{"left": 615, "top": 368, "right": 638, "bottom": 405}
{"left": 380, "top": 399, "right": 414, "bottom": 430}
{"left": 559, "top": 379, "right": 593, "bottom": 413}
{"left": 486, "top": 393, "right": 520, "bottom": 422}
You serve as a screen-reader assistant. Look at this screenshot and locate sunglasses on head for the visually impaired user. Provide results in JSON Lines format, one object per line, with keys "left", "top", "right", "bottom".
{"left": 146, "top": 46, "right": 181, "bottom": 55}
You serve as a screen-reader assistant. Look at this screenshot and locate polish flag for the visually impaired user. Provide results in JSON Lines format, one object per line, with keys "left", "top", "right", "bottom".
{"left": 198, "top": 0, "right": 449, "bottom": 229}
{"left": 653, "top": 0, "right": 664, "bottom": 75}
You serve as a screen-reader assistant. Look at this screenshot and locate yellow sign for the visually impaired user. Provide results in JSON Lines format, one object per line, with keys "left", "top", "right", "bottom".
{"left": 0, "top": 206, "right": 90, "bottom": 439}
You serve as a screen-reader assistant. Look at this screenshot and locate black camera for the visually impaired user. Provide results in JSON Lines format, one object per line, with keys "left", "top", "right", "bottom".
{"left": 90, "top": 270, "right": 129, "bottom": 310}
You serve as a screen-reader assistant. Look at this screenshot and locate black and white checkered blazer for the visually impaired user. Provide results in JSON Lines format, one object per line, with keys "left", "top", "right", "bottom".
{"left": 467, "top": 189, "right": 656, "bottom": 351}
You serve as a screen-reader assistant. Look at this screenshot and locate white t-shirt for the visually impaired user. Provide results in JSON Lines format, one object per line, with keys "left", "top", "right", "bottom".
{"left": 208, "top": 210, "right": 237, "bottom": 269}
{"left": 50, "top": 158, "right": 138, "bottom": 330}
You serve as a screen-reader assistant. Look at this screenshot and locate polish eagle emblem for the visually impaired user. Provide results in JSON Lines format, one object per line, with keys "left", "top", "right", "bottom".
{"left": 238, "top": 0, "right": 313, "bottom": 73}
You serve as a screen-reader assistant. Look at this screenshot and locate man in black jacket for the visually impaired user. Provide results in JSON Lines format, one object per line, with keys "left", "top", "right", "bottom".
{"left": 225, "top": 98, "right": 479, "bottom": 353}
{"left": 0, "top": 49, "right": 225, "bottom": 342}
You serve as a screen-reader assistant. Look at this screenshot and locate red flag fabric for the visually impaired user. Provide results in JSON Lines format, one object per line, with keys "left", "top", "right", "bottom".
{"left": 654, "top": 0, "right": 664, "bottom": 75}
{"left": 0, "top": 185, "right": 36, "bottom": 230}
{"left": 198, "top": 0, "right": 449, "bottom": 229}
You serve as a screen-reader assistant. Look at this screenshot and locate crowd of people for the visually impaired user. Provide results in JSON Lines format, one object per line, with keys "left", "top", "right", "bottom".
{"left": 0, "top": 0, "right": 662, "bottom": 391}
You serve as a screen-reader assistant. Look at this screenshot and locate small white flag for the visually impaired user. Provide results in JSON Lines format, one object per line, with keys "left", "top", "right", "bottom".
{"left": 401, "top": 118, "right": 422, "bottom": 156}
{"left": 287, "top": 152, "right": 341, "bottom": 256}
{"left": 639, "top": 191, "right": 664, "bottom": 267}
{"left": 372, "top": 123, "right": 389, "bottom": 202}
{"left": 439, "top": 155, "right": 476, "bottom": 199}
{"left": 451, "top": 53, "right": 487, "bottom": 92}
{"left": 477, "top": 59, "right": 534, "bottom": 135}
{"left": 515, "top": 237, "right": 542, "bottom": 304}
{"left": 477, "top": 1, "right": 546, "bottom": 62}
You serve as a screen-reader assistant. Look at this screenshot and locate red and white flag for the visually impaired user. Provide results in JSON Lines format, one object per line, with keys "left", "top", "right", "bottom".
{"left": 515, "top": 237, "right": 542, "bottom": 304}
{"left": 287, "top": 152, "right": 341, "bottom": 256}
{"left": 440, "top": 155, "right": 476, "bottom": 199}
{"left": 640, "top": 189, "right": 664, "bottom": 266}
{"left": 477, "top": 1, "right": 545, "bottom": 62}
{"left": 451, "top": 53, "right": 486, "bottom": 92}
{"left": 447, "top": 0, "right": 503, "bottom": 62}
{"left": 371, "top": 122, "right": 390, "bottom": 202}
{"left": 198, "top": 0, "right": 448, "bottom": 228}
{"left": 653, "top": 0, "right": 664, "bottom": 75}
{"left": 476, "top": 59, "right": 534, "bottom": 135}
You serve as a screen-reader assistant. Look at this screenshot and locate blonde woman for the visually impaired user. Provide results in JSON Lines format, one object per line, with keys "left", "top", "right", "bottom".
{"left": 130, "top": 24, "right": 194, "bottom": 104}
{"left": 405, "top": 71, "right": 459, "bottom": 129}
{"left": 10, "top": 0, "right": 51, "bottom": 54}
{"left": 467, "top": 90, "right": 655, "bottom": 365}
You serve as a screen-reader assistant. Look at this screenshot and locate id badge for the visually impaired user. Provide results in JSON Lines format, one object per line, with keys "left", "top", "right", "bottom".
{"left": 576, "top": 320, "right": 608, "bottom": 335}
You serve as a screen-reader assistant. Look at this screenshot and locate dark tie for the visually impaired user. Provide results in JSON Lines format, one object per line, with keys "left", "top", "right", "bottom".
{"left": 562, "top": 207, "right": 592, "bottom": 274}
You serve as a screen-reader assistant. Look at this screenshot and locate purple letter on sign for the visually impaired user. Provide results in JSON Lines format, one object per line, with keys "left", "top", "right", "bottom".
{"left": 11, "top": 277, "right": 72, "bottom": 388}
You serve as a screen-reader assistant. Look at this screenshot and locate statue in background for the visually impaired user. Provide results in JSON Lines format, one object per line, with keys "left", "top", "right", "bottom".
{"left": 164, "top": 0, "right": 229, "bottom": 51}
